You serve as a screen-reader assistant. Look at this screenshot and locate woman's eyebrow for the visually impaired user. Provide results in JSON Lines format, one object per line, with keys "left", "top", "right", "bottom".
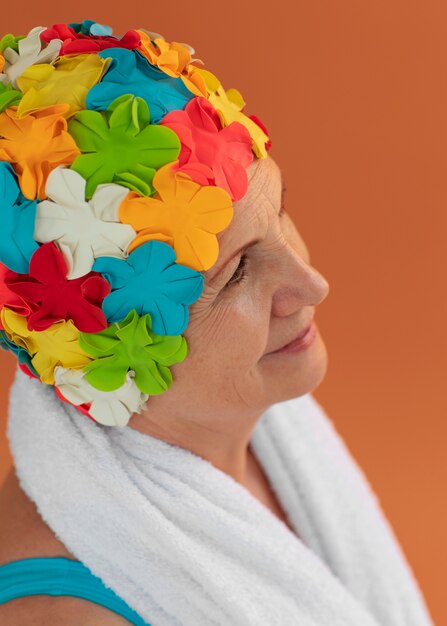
{"left": 205, "top": 238, "right": 262, "bottom": 282}
{"left": 281, "top": 173, "right": 287, "bottom": 202}
{"left": 205, "top": 175, "right": 286, "bottom": 281}
{"left": 281, "top": 186, "right": 287, "bottom": 210}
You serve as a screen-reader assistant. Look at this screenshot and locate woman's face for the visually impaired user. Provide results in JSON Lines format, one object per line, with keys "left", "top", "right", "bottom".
{"left": 130, "top": 155, "right": 330, "bottom": 444}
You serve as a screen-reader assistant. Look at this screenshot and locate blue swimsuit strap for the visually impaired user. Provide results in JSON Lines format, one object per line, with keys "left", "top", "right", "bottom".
{"left": 0, "top": 556, "right": 151, "bottom": 626}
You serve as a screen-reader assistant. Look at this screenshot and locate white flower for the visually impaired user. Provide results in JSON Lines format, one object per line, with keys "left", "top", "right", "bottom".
{"left": 54, "top": 366, "right": 149, "bottom": 427}
{"left": 0, "top": 26, "right": 62, "bottom": 88}
{"left": 34, "top": 167, "right": 137, "bottom": 279}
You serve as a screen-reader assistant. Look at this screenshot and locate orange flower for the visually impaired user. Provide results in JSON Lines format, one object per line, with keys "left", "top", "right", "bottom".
{"left": 0, "top": 103, "right": 81, "bottom": 200}
{"left": 136, "top": 30, "right": 207, "bottom": 98}
{"left": 0, "top": 53, "right": 4, "bottom": 73}
{"left": 119, "top": 161, "right": 233, "bottom": 271}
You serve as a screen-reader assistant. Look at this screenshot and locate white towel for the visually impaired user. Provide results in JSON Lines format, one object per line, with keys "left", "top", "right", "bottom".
{"left": 6, "top": 366, "right": 434, "bottom": 626}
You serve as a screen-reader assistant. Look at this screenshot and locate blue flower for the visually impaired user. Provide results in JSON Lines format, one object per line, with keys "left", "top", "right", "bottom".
{"left": 92, "top": 240, "right": 204, "bottom": 335}
{"left": 0, "top": 329, "right": 38, "bottom": 375}
{"left": 68, "top": 20, "right": 113, "bottom": 37}
{"left": 86, "top": 48, "right": 194, "bottom": 123}
{"left": 0, "top": 161, "right": 39, "bottom": 273}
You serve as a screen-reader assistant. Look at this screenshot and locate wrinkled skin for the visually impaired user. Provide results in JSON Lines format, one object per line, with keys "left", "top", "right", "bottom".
{"left": 129, "top": 155, "right": 330, "bottom": 482}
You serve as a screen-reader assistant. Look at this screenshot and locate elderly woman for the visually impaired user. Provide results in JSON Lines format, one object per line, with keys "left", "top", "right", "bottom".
{"left": 0, "top": 19, "right": 434, "bottom": 626}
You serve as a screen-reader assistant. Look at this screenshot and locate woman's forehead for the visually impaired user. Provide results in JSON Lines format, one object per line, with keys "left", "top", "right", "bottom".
{"left": 205, "top": 157, "right": 282, "bottom": 280}
{"left": 246, "top": 156, "right": 282, "bottom": 204}
{"left": 228, "top": 156, "right": 282, "bottom": 231}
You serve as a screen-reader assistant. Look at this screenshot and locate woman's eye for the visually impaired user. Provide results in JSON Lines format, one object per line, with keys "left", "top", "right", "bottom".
{"left": 224, "top": 253, "right": 248, "bottom": 289}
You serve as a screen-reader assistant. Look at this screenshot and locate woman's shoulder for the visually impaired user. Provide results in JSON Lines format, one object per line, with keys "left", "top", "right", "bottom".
{"left": 0, "top": 466, "right": 75, "bottom": 564}
{"left": 0, "top": 467, "right": 133, "bottom": 625}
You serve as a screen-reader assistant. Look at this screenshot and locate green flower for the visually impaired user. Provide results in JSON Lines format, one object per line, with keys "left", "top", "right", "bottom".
{"left": 0, "top": 83, "right": 22, "bottom": 112}
{"left": 79, "top": 309, "right": 188, "bottom": 395}
{"left": 0, "top": 33, "right": 25, "bottom": 53}
{"left": 68, "top": 93, "right": 181, "bottom": 199}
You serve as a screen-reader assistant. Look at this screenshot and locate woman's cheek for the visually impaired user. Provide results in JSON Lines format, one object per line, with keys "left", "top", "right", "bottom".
{"left": 229, "top": 301, "right": 269, "bottom": 361}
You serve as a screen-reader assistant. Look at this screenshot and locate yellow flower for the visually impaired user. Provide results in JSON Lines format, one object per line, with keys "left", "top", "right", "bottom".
{"left": 194, "top": 67, "right": 270, "bottom": 159}
{"left": 136, "top": 30, "right": 207, "bottom": 98}
{"left": 119, "top": 162, "right": 233, "bottom": 271}
{"left": 16, "top": 53, "right": 111, "bottom": 119}
{"left": 0, "top": 103, "right": 81, "bottom": 199}
{"left": 1, "top": 308, "right": 91, "bottom": 384}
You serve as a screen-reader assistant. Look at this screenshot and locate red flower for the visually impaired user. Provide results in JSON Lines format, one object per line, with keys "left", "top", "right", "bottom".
{"left": 40, "top": 24, "right": 141, "bottom": 55}
{"left": 249, "top": 115, "right": 272, "bottom": 151}
{"left": 5, "top": 243, "right": 110, "bottom": 332}
{"left": 159, "top": 97, "right": 254, "bottom": 201}
{"left": 0, "top": 262, "right": 31, "bottom": 330}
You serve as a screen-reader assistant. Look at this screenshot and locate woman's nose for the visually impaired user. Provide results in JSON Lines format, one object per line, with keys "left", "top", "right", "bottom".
{"left": 271, "top": 246, "right": 330, "bottom": 317}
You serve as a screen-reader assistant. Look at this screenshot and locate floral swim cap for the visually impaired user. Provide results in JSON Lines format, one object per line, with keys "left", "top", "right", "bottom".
{"left": 0, "top": 20, "right": 271, "bottom": 427}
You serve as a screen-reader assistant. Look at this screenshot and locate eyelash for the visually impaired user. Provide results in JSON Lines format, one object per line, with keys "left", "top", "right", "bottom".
{"left": 224, "top": 253, "right": 248, "bottom": 289}
{"left": 224, "top": 203, "right": 287, "bottom": 289}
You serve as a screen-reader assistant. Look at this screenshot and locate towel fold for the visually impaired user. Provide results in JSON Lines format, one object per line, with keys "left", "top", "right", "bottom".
{"left": 6, "top": 367, "right": 434, "bottom": 626}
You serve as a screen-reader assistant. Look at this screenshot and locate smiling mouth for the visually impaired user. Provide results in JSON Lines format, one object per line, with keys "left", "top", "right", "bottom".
{"left": 266, "top": 317, "right": 315, "bottom": 355}
{"left": 265, "top": 320, "right": 317, "bottom": 355}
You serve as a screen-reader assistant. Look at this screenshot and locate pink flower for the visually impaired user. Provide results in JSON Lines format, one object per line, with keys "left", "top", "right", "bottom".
{"left": 159, "top": 96, "right": 253, "bottom": 201}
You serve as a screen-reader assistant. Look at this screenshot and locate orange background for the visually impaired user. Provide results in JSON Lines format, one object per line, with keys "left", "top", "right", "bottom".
{"left": 0, "top": 3, "right": 445, "bottom": 623}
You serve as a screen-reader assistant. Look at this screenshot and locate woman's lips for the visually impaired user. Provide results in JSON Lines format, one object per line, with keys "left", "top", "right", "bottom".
{"left": 268, "top": 320, "right": 318, "bottom": 355}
